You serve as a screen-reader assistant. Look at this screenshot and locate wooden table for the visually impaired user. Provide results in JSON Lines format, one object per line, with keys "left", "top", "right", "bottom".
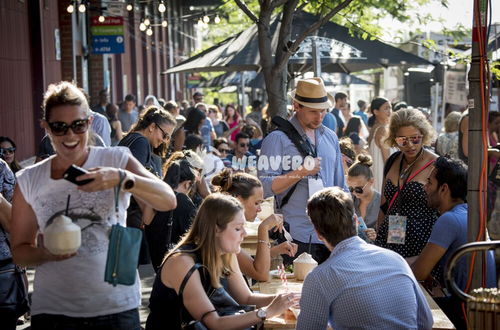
{"left": 257, "top": 278, "right": 455, "bottom": 330}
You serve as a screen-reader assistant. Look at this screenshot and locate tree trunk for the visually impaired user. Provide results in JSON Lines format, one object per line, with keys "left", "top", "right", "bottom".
{"left": 265, "top": 68, "right": 288, "bottom": 118}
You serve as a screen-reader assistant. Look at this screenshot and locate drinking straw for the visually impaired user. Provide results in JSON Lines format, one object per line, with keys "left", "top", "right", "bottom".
{"left": 307, "top": 235, "right": 312, "bottom": 255}
{"left": 65, "top": 195, "right": 71, "bottom": 216}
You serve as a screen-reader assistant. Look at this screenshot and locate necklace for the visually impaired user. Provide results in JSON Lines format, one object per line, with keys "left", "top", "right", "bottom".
{"left": 399, "top": 148, "right": 424, "bottom": 180}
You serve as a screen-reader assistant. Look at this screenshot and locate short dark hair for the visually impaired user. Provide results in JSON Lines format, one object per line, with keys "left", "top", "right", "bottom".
{"left": 124, "top": 94, "right": 136, "bottom": 102}
{"left": 307, "top": 187, "right": 356, "bottom": 246}
{"left": 334, "top": 92, "right": 347, "bottom": 102}
{"left": 235, "top": 132, "right": 250, "bottom": 144}
{"left": 357, "top": 100, "right": 366, "bottom": 109}
{"left": 434, "top": 157, "right": 468, "bottom": 201}
{"left": 252, "top": 100, "right": 262, "bottom": 110}
{"left": 184, "top": 134, "right": 204, "bottom": 151}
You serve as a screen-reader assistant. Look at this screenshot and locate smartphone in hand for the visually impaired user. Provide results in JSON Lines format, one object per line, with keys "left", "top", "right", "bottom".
{"left": 63, "top": 164, "right": 94, "bottom": 186}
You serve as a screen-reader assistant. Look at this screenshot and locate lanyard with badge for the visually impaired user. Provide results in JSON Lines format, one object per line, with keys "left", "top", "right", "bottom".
{"left": 386, "top": 157, "right": 435, "bottom": 244}
{"left": 304, "top": 135, "right": 324, "bottom": 197}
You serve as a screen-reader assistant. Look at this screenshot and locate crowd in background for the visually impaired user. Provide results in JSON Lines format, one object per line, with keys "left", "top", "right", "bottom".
{"left": 0, "top": 78, "right": 499, "bottom": 330}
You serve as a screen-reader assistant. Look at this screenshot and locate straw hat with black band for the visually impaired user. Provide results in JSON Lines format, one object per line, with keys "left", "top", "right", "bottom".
{"left": 288, "top": 77, "right": 334, "bottom": 109}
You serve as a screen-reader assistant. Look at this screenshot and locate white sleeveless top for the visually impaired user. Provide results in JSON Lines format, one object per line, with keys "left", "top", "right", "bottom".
{"left": 16, "top": 147, "right": 140, "bottom": 317}
{"left": 368, "top": 126, "right": 397, "bottom": 192}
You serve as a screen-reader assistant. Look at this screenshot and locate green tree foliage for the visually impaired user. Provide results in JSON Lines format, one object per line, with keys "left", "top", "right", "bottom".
{"left": 205, "top": 0, "right": 451, "bottom": 118}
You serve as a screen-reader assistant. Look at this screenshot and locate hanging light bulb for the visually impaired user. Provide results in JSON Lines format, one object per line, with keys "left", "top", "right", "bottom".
{"left": 203, "top": 15, "right": 210, "bottom": 24}
{"left": 214, "top": 15, "right": 221, "bottom": 24}
{"left": 78, "top": 2, "right": 86, "bottom": 13}
{"left": 161, "top": 20, "right": 168, "bottom": 28}
{"left": 67, "top": 3, "right": 74, "bottom": 13}
{"left": 144, "top": 17, "right": 151, "bottom": 26}
{"left": 146, "top": 27, "right": 153, "bottom": 36}
{"left": 126, "top": 3, "right": 133, "bottom": 11}
{"left": 197, "top": 18, "right": 203, "bottom": 27}
{"left": 98, "top": 15, "right": 105, "bottom": 23}
{"left": 158, "top": 1, "right": 166, "bottom": 13}
{"left": 139, "top": 22, "right": 147, "bottom": 31}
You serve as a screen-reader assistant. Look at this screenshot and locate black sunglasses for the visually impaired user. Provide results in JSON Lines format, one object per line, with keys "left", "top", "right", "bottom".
{"left": 48, "top": 118, "right": 90, "bottom": 136}
{"left": 155, "top": 123, "right": 170, "bottom": 140}
{"left": 239, "top": 143, "right": 249, "bottom": 148}
{"left": 348, "top": 182, "right": 369, "bottom": 194}
{"left": 0, "top": 147, "right": 16, "bottom": 154}
{"left": 218, "top": 148, "right": 230, "bottom": 153}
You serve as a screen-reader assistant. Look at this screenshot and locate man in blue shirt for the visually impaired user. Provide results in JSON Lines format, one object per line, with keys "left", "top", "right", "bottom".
{"left": 297, "top": 187, "right": 433, "bottom": 330}
{"left": 330, "top": 92, "right": 347, "bottom": 136}
{"left": 412, "top": 157, "right": 496, "bottom": 329}
{"left": 258, "top": 77, "right": 346, "bottom": 263}
{"left": 353, "top": 99, "right": 368, "bottom": 125}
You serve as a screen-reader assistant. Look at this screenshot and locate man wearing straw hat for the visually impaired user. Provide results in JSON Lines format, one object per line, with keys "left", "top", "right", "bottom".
{"left": 258, "top": 77, "right": 347, "bottom": 264}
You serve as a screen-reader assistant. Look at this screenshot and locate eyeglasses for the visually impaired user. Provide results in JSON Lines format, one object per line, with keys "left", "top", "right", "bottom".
{"left": 47, "top": 119, "right": 90, "bottom": 136}
{"left": 239, "top": 143, "right": 249, "bottom": 148}
{"left": 155, "top": 123, "right": 170, "bottom": 140}
{"left": 348, "top": 182, "right": 369, "bottom": 194}
{"left": 218, "top": 148, "right": 231, "bottom": 154}
{"left": 394, "top": 135, "right": 423, "bottom": 147}
{"left": 0, "top": 147, "right": 16, "bottom": 155}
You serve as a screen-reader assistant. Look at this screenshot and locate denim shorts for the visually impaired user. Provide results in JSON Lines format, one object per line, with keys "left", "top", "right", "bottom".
{"left": 31, "top": 308, "right": 140, "bottom": 330}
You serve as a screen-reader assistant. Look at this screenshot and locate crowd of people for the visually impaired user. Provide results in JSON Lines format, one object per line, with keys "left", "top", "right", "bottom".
{"left": 0, "top": 77, "right": 498, "bottom": 330}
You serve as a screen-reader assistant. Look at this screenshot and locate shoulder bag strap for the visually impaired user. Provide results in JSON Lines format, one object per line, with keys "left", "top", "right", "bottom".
{"left": 178, "top": 263, "right": 208, "bottom": 326}
{"left": 387, "top": 159, "right": 436, "bottom": 211}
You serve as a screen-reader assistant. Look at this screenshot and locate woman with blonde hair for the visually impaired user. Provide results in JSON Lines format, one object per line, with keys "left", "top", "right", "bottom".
{"left": 212, "top": 169, "right": 298, "bottom": 282}
{"left": 435, "top": 111, "right": 461, "bottom": 158}
{"left": 374, "top": 108, "right": 438, "bottom": 258}
{"left": 146, "top": 194, "right": 295, "bottom": 329}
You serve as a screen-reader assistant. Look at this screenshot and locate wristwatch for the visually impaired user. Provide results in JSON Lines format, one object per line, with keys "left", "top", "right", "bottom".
{"left": 120, "top": 170, "right": 135, "bottom": 191}
{"left": 256, "top": 308, "right": 267, "bottom": 321}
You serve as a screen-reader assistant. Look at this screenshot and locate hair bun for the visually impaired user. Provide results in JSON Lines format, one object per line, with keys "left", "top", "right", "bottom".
{"left": 211, "top": 168, "right": 233, "bottom": 192}
{"left": 355, "top": 154, "right": 373, "bottom": 167}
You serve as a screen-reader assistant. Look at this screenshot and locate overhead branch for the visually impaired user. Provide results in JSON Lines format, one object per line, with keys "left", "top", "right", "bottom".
{"left": 285, "top": 0, "right": 356, "bottom": 63}
{"left": 270, "top": 0, "right": 289, "bottom": 10}
{"left": 234, "top": 0, "right": 259, "bottom": 23}
{"left": 276, "top": 0, "right": 300, "bottom": 66}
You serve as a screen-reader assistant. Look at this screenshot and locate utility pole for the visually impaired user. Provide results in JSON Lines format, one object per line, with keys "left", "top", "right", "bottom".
{"left": 467, "top": 0, "right": 488, "bottom": 289}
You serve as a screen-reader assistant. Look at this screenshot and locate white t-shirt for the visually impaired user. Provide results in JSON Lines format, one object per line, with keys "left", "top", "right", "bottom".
{"left": 16, "top": 146, "right": 140, "bottom": 317}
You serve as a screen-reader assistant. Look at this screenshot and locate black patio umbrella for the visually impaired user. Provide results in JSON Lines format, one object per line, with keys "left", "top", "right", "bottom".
{"left": 164, "top": 11, "right": 431, "bottom": 75}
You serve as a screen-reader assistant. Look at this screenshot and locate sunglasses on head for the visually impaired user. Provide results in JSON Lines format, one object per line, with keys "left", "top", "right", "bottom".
{"left": 155, "top": 123, "right": 170, "bottom": 140}
{"left": 394, "top": 135, "right": 423, "bottom": 147}
{"left": 0, "top": 147, "right": 16, "bottom": 155}
{"left": 348, "top": 182, "right": 369, "bottom": 194}
{"left": 47, "top": 118, "right": 90, "bottom": 136}
{"left": 239, "top": 143, "right": 249, "bottom": 148}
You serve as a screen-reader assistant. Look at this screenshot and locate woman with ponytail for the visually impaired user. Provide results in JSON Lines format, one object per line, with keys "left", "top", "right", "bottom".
{"left": 212, "top": 169, "right": 298, "bottom": 282}
{"left": 145, "top": 158, "right": 198, "bottom": 272}
{"left": 347, "top": 154, "right": 381, "bottom": 232}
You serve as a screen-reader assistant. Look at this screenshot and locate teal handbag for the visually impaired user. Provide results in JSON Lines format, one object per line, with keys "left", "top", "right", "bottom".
{"left": 104, "top": 224, "right": 142, "bottom": 286}
{"left": 104, "top": 171, "right": 142, "bottom": 286}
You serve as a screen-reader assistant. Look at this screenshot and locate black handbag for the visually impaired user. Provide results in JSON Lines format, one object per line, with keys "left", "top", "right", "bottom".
{"left": 0, "top": 227, "right": 29, "bottom": 317}
{"left": 179, "top": 263, "right": 255, "bottom": 330}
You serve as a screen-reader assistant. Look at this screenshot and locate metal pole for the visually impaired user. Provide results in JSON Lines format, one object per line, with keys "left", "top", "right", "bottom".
{"left": 467, "top": 0, "right": 488, "bottom": 290}
{"left": 80, "top": 9, "right": 89, "bottom": 92}
{"left": 71, "top": 6, "right": 78, "bottom": 82}
{"left": 312, "top": 38, "right": 321, "bottom": 77}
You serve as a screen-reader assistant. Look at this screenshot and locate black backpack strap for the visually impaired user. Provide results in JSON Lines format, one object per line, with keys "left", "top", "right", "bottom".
{"left": 271, "top": 116, "right": 315, "bottom": 209}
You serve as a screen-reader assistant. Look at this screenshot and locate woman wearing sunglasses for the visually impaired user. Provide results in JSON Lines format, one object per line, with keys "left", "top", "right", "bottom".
{"left": 0, "top": 136, "right": 22, "bottom": 173}
{"left": 9, "top": 81, "right": 176, "bottom": 329}
{"left": 374, "top": 108, "right": 438, "bottom": 260}
{"left": 118, "top": 106, "right": 177, "bottom": 265}
{"left": 347, "top": 154, "right": 381, "bottom": 233}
